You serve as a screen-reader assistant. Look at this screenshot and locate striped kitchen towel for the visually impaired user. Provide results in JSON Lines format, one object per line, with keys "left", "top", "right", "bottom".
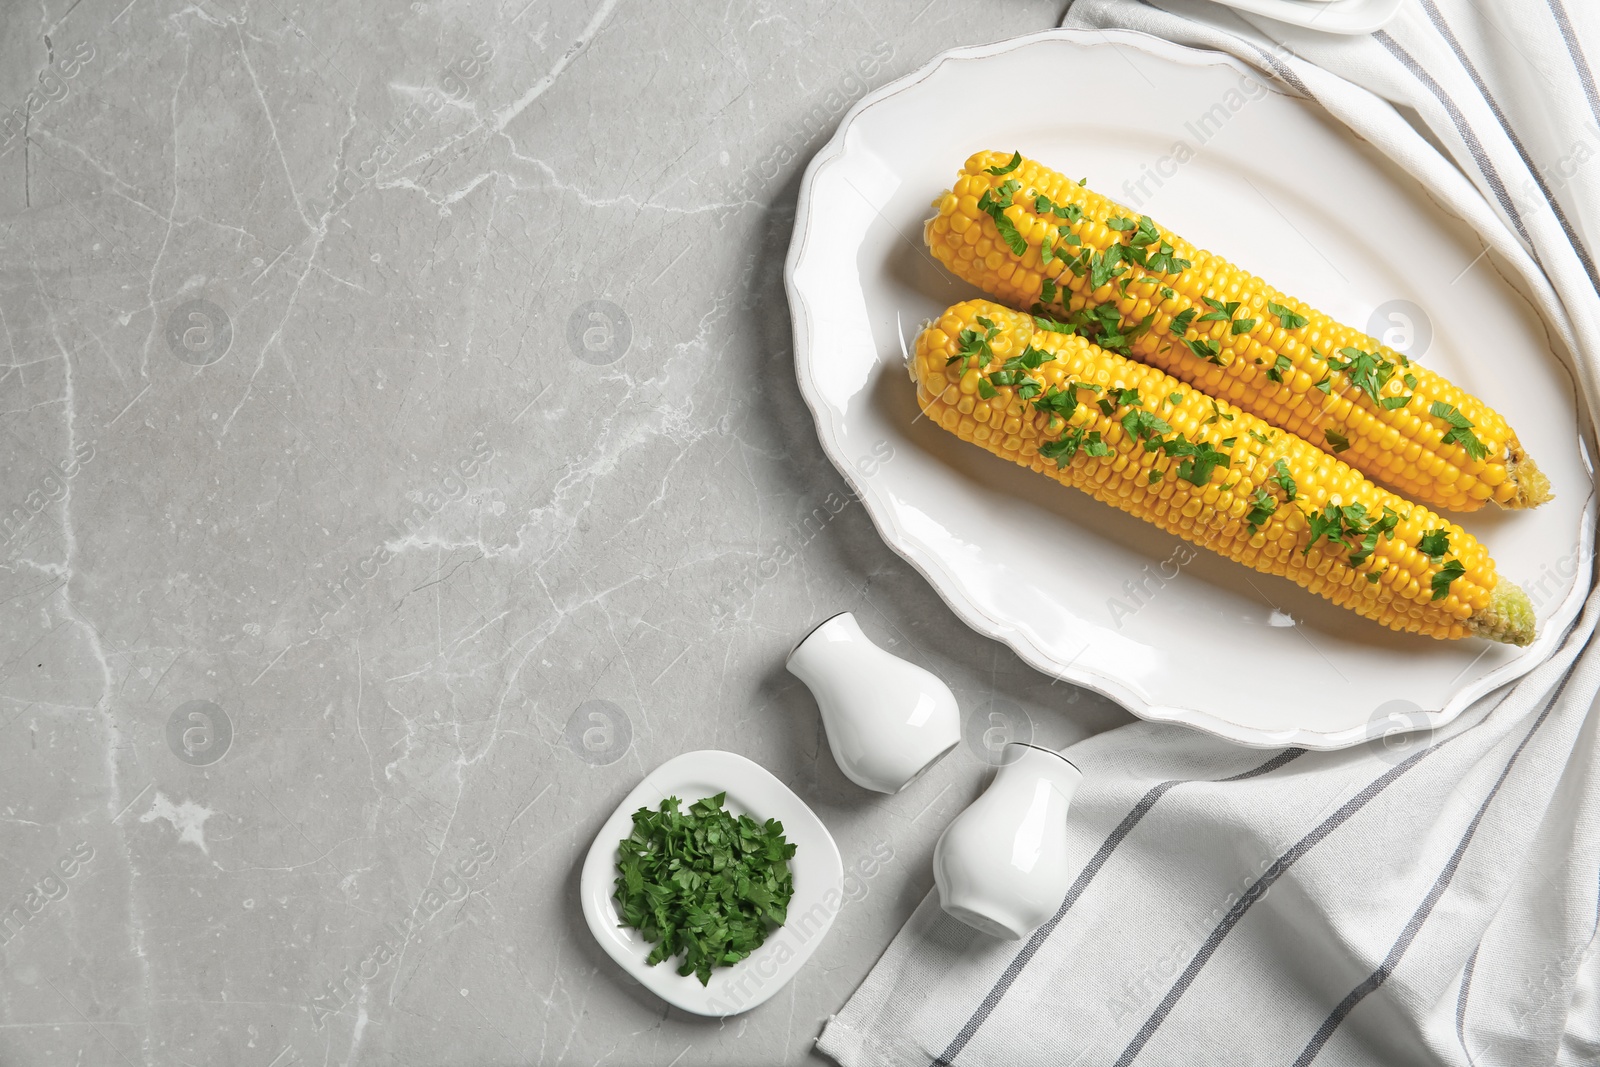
{"left": 817, "top": 3, "right": 1600, "bottom": 1065}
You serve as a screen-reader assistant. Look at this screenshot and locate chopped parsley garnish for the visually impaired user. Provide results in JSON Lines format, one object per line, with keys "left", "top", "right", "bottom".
{"left": 1267, "top": 459, "right": 1297, "bottom": 501}
{"left": 1033, "top": 314, "right": 1075, "bottom": 334}
{"left": 1429, "top": 401, "right": 1489, "bottom": 460}
{"left": 1155, "top": 435, "right": 1229, "bottom": 485}
{"left": 1327, "top": 346, "right": 1398, "bottom": 407}
{"left": 1175, "top": 441, "right": 1230, "bottom": 485}
{"left": 1170, "top": 307, "right": 1198, "bottom": 335}
{"left": 1198, "top": 297, "right": 1241, "bottom": 325}
{"left": 1265, "top": 355, "right": 1293, "bottom": 383}
{"left": 948, "top": 319, "right": 1000, "bottom": 370}
{"left": 1087, "top": 249, "right": 1128, "bottom": 289}
{"left": 1105, "top": 216, "right": 1136, "bottom": 232}
{"left": 1041, "top": 426, "right": 1108, "bottom": 464}
{"left": 1040, "top": 278, "right": 1058, "bottom": 303}
{"left": 1097, "top": 312, "right": 1155, "bottom": 354}
{"left": 615, "top": 793, "right": 796, "bottom": 986}
{"left": 977, "top": 378, "right": 997, "bottom": 400}
{"left": 985, "top": 151, "right": 1022, "bottom": 176}
{"left": 1248, "top": 428, "right": 1273, "bottom": 445}
{"left": 1245, "top": 488, "right": 1278, "bottom": 531}
{"left": 1303, "top": 502, "right": 1401, "bottom": 567}
{"left": 1418, "top": 529, "right": 1450, "bottom": 561}
{"left": 1122, "top": 408, "right": 1173, "bottom": 443}
{"left": 1204, "top": 400, "right": 1233, "bottom": 425}
{"left": 1431, "top": 559, "right": 1467, "bottom": 601}
{"left": 1266, "top": 301, "right": 1309, "bottom": 330}
{"left": 1167, "top": 391, "right": 1184, "bottom": 407}
{"left": 1001, "top": 346, "right": 1055, "bottom": 372}
{"left": 1314, "top": 373, "right": 1333, "bottom": 395}
{"left": 1184, "top": 337, "right": 1224, "bottom": 363}
{"left": 1325, "top": 428, "right": 1351, "bottom": 452}
{"left": 1232, "top": 317, "right": 1257, "bottom": 336}
{"left": 976, "top": 181, "right": 1027, "bottom": 255}
{"left": 1145, "top": 242, "right": 1190, "bottom": 274}
{"left": 1033, "top": 381, "right": 1098, "bottom": 424}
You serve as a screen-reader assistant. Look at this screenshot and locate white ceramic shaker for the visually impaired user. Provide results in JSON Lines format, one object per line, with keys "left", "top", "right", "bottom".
{"left": 932, "top": 742, "right": 1082, "bottom": 939}
{"left": 785, "top": 612, "right": 960, "bottom": 794}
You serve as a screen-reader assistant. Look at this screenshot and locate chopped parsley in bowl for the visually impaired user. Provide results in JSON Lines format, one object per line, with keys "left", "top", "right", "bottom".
{"left": 614, "top": 792, "right": 797, "bottom": 985}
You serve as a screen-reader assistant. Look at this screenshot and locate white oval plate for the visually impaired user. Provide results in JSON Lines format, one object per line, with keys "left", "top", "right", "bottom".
{"left": 785, "top": 30, "right": 1595, "bottom": 750}
{"left": 579, "top": 750, "right": 844, "bottom": 1017}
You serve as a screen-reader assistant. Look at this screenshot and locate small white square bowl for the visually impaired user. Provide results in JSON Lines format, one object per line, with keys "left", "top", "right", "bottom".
{"left": 579, "top": 750, "right": 844, "bottom": 1016}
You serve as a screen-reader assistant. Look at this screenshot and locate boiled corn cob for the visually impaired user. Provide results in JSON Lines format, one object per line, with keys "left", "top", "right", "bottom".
{"left": 925, "top": 150, "right": 1550, "bottom": 514}
{"left": 915, "top": 299, "right": 1535, "bottom": 644}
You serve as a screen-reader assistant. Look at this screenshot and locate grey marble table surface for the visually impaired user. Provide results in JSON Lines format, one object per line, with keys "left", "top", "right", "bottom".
{"left": 0, "top": 1, "right": 1133, "bottom": 1063}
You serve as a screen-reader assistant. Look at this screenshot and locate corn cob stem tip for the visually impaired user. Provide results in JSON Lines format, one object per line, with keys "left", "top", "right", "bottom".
{"left": 1467, "top": 580, "right": 1535, "bottom": 646}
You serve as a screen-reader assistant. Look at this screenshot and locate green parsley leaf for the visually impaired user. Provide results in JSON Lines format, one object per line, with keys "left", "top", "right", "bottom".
{"left": 1431, "top": 559, "right": 1467, "bottom": 601}
{"left": 1039, "top": 430, "right": 1083, "bottom": 466}
{"left": 1198, "top": 297, "right": 1241, "bottom": 324}
{"left": 1379, "top": 394, "right": 1413, "bottom": 410}
{"left": 1105, "top": 216, "right": 1136, "bottom": 232}
{"left": 1268, "top": 459, "right": 1297, "bottom": 502}
{"left": 1325, "top": 428, "right": 1351, "bottom": 452}
{"left": 1176, "top": 441, "right": 1230, "bottom": 486}
{"left": 1167, "top": 391, "right": 1184, "bottom": 407}
{"left": 977, "top": 378, "right": 996, "bottom": 400}
{"left": 1265, "top": 355, "right": 1293, "bottom": 383}
{"left": 1245, "top": 487, "right": 1277, "bottom": 531}
{"left": 976, "top": 186, "right": 1028, "bottom": 256}
{"left": 1170, "top": 307, "right": 1198, "bottom": 335}
{"left": 1232, "top": 318, "right": 1257, "bottom": 335}
{"left": 1002, "top": 346, "right": 1055, "bottom": 372}
{"left": 1122, "top": 408, "right": 1173, "bottom": 443}
{"left": 1148, "top": 469, "right": 1163, "bottom": 485}
{"left": 1204, "top": 399, "right": 1234, "bottom": 425}
{"left": 1418, "top": 529, "right": 1450, "bottom": 561}
{"left": 1429, "top": 401, "right": 1489, "bottom": 460}
{"left": 1184, "top": 337, "right": 1224, "bottom": 363}
{"left": 1327, "top": 346, "right": 1398, "bottom": 407}
{"left": 1266, "top": 301, "right": 1309, "bottom": 330}
{"left": 1033, "top": 314, "right": 1075, "bottom": 334}
{"left": 985, "top": 151, "right": 1022, "bottom": 175}
{"left": 1082, "top": 431, "right": 1112, "bottom": 457}
{"left": 1040, "top": 278, "right": 1058, "bottom": 303}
